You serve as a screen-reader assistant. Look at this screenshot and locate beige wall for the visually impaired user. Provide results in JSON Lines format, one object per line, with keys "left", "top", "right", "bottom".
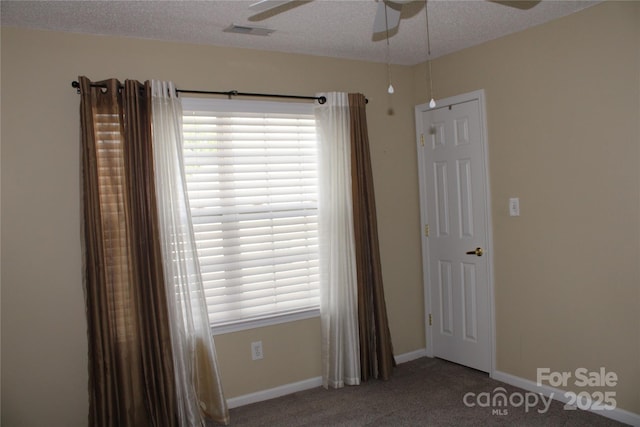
{"left": 1, "top": 1, "right": 638, "bottom": 425}
{"left": 1, "top": 24, "right": 423, "bottom": 426}
{"left": 414, "top": 0, "right": 640, "bottom": 414}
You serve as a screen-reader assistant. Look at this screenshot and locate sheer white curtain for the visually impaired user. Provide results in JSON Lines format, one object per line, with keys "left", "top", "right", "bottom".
{"left": 315, "top": 92, "right": 361, "bottom": 388}
{"left": 151, "top": 80, "right": 230, "bottom": 426}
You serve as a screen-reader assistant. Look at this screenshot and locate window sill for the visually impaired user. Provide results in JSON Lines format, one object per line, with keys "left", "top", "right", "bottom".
{"left": 210, "top": 308, "right": 320, "bottom": 336}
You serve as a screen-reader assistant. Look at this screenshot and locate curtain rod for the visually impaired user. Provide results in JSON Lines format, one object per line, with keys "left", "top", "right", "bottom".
{"left": 71, "top": 80, "right": 327, "bottom": 104}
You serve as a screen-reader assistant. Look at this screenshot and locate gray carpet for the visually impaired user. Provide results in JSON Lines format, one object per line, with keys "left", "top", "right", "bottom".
{"left": 228, "top": 357, "right": 627, "bottom": 426}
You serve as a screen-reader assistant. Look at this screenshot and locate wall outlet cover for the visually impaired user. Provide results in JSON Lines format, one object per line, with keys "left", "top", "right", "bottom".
{"left": 251, "top": 341, "right": 264, "bottom": 360}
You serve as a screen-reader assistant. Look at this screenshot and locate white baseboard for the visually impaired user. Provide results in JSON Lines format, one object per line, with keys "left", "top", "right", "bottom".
{"left": 394, "top": 348, "right": 428, "bottom": 364}
{"left": 492, "top": 370, "right": 640, "bottom": 427}
{"left": 226, "top": 376, "right": 323, "bottom": 409}
{"left": 227, "top": 349, "right": 428, "bottom": 409}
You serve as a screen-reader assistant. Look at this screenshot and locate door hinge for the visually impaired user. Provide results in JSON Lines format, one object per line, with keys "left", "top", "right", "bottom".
{"left": 420, "top": 133, "right": 425, "bottom": 146}
{"left": 428, "top": 313, "right": 433, "bottom": 326}
{"left": 424, "top": 224, "right": 430, "bottom": 237}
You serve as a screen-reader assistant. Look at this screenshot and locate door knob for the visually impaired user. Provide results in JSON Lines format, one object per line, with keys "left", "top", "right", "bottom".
{"left": 466, "top": 247, "right": 484, "bottom": 257}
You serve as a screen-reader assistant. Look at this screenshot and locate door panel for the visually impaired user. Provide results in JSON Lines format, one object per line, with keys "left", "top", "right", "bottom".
{"left": 434, "top": 162, "right": 450, "bottom": 236}
{"left": 439, "top": 260, "right": 453, "bottom": 336}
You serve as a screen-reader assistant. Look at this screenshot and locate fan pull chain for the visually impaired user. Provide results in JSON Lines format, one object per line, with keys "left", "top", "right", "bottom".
{"left": 425, "top": 0, "right": 436, "bottom": 107}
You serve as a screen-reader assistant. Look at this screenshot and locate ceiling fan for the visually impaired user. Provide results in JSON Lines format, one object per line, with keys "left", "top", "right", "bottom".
{"left": 249, "top": 0, "right": 541, "bottom": 36}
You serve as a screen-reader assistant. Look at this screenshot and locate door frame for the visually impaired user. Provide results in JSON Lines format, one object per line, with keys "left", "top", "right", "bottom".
{"left": 415, "top": 89, "right": 496, "bottom": 377}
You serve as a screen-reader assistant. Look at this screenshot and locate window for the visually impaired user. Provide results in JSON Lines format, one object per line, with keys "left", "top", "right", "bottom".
{"left": 182, "top": 98, "right": 320, "bottom": 332}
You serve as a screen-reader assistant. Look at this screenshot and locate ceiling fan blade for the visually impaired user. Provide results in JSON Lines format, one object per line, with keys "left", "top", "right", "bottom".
{"left": 249, "top": 0, "right": 293, "bottom": 14}
{"left": 373, "top": 2, "right": 402, "bottom": 34}
{"left": 249, "top": 0, "right": 312, "bottom": 21}
{"left": 489, "top": 0, "right": 541, "bottom": 10}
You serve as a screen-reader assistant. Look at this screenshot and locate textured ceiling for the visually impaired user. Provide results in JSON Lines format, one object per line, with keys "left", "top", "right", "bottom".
{"left": 1, "top": 0, "right": 602, "bottom": 65}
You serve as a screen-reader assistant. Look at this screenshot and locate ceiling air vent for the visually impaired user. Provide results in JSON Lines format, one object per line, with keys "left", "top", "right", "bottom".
{"left": 224, "top": 24, "right": 275, "bottom": 36}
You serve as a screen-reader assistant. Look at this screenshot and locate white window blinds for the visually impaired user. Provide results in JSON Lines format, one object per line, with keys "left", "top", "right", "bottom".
{"left": 181, "top": 98, "right": 320, "bottom": 328}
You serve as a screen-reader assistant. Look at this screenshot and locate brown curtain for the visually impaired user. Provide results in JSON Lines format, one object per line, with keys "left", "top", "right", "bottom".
{"left": 79, "top": 76, "right": 177, "bottom": 426}
{"left": 349, "top": 93, "right": 396, "bottom": 382}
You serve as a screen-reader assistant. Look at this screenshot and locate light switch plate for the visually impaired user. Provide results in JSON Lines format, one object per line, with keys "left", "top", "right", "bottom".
{"left": 509, "top": 198, "right": 520, "bottom": 216}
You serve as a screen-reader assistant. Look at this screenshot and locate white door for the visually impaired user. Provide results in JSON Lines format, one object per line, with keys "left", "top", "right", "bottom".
{"left": 415, "top": 91, "right": 493, "bottom": 373}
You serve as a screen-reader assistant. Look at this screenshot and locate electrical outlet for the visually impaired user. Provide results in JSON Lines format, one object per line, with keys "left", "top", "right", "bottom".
{"left": 251, "top": 341, "right": 264, "bottom": 360}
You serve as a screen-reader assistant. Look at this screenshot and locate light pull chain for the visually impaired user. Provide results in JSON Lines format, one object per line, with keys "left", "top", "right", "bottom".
{"left": 385, "top": 3, "right": 394, "bottom": 94}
